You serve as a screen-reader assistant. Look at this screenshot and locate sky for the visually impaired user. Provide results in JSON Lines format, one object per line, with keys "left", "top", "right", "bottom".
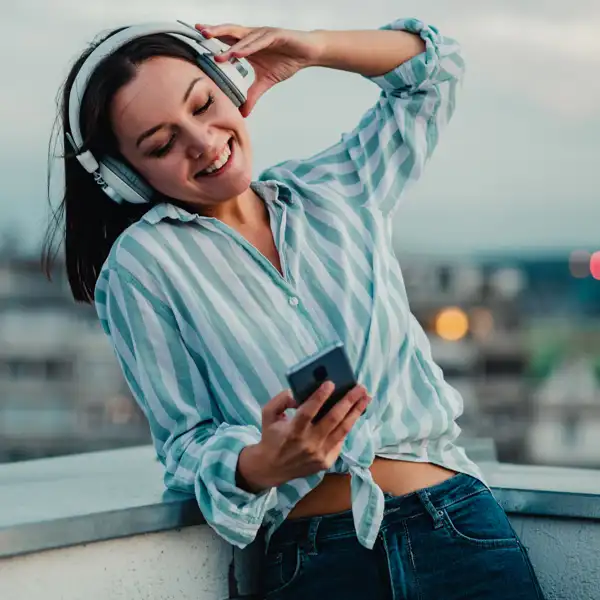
{"left": 2, "top": 0, "right": 598, "bottom": 258}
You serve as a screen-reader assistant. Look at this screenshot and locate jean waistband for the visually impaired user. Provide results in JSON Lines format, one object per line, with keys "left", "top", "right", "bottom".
{"left": 268, "top": 472, "right": 489, "bottom": 550}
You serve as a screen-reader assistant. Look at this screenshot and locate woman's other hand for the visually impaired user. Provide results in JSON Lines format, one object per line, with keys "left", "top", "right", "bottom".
{"left": 194, "top": 23, "right": 324, "bottom": 117}
{"left": 236, "top": 382, "right": 371, "bottom": 493}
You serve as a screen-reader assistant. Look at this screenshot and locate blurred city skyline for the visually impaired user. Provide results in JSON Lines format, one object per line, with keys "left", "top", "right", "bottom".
{"left": 1, "top": 0, "right": 600, "bottom": 470}
{"left": 2, "top": 0, "right": 599, "bottom": 257}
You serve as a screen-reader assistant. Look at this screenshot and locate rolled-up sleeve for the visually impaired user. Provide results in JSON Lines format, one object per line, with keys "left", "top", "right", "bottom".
{"left": 95, "top": 264, "right": 277, "bottom": 548}
{"left": 263, "top": 18, "right": 465, "bottom": 217}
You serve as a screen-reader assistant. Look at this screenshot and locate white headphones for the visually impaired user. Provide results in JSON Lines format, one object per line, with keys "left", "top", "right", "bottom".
{"left": 66, "top": 20, "right": 255, "bottom": 205}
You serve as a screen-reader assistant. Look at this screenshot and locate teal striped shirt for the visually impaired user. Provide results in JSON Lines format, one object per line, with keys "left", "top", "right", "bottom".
{"left": 95, "top": 17, "right": 486, "bottom": 550}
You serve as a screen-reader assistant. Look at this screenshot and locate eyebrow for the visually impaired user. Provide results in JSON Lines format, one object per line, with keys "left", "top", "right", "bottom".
{"left": 135, "top": 76, "right": 204, "bottom": 148}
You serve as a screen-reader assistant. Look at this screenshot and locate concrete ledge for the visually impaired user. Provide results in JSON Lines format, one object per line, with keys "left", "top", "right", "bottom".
{"left": 480, "top": 461, "right": 600, "bottom": 521}
{"left": 1, "top": 441, "right": 600, "bottom": 559}
{"left": 0, "top": 445, "right": 200, "bottom": 558}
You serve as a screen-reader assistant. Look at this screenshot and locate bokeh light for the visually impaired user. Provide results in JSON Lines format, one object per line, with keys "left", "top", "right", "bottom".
{"left": 435, "top": 307, "right": 469, "bottom": 341}
{"left": 469, "top": 307, "right": 495, "bottom": 340}
{"left": 590, "top": 251, "right": 600, "bottom": 281}
{"left": 569, "top": 250, "right": 591, "bottom": 278}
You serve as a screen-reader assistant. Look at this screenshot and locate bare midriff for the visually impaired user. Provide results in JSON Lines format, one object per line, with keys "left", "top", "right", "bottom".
{"left": 287, "top": 457, "right": 457, "bottom": 519}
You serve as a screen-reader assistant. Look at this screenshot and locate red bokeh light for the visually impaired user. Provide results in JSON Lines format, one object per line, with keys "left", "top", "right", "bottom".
{"left": 590, "top": 252, "right": 600, "bottom": 280}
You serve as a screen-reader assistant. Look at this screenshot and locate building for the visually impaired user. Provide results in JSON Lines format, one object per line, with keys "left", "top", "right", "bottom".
{"left": 2, "top": 249, "right": 599, "bottom": 468}
{"left": 0, "top": 257, "right": 150, "bottom": 463}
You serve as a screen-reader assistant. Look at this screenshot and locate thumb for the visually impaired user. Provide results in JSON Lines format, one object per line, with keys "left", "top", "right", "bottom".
{"left": 262, "top": 389, "right": 296, "bottom": 426}
{"left": 240, "top": 77, "right": 273, "bottom": 117}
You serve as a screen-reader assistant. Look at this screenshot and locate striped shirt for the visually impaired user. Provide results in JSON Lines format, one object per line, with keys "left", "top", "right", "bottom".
{"left": 95, "top": 17, "right": 486, "bottom": 550}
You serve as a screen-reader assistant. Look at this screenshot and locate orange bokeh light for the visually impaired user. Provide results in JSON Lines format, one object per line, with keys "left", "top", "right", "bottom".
{"left": 435, "top": 307, "right": 469, "bottom": 342}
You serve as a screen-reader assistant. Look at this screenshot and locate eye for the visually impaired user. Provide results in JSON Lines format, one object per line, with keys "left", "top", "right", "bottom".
{"left": 193, "top": 93, "right": 214, "bottom": 115}
{"left": 149, "top": 136, "right": 175, "bottom": 158}
{"left": 148, "top": 94, "right": 214, "bottom": 158}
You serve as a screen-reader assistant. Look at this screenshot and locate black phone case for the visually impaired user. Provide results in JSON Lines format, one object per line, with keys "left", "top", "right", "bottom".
{"left": 286, "top": 343, "right": 357, "bottom": 423}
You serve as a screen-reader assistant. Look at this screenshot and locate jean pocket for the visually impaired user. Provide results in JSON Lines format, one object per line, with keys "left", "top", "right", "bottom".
{"left": 441, "top": 489, "right": 520, "bottom": 549}
{"left": 263, "top": 542, "right": 303, "bottom": 597}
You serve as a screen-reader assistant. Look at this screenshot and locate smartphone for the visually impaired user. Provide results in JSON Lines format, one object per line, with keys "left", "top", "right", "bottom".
{"left": 286, "top": 341, "right": 357, "bottom": 423}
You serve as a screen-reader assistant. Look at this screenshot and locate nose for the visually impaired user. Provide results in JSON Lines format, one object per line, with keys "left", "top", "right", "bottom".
{"left": 186, "top": 144, "right": 202, "bottom": 161}
{"left": 185, "top": 138, "right": 210, "bottom": 161}
{"left": 183, "top": 121, "right": 218, "bottom": 161}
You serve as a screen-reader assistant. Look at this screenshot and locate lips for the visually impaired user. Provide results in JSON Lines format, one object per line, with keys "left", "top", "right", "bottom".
{"left": 194, "top": 139, "right": 233, "bottom": 178}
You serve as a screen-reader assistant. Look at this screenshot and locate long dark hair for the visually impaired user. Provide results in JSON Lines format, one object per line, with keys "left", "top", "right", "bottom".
{"left": 41, "top": 28, "right": 200, "bottom": 304}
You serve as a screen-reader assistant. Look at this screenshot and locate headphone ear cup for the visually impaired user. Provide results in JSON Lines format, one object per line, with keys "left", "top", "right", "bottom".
{"left": 100, "top": 156, "right": 154, "bottom": 204}
{"left": 196, "top": 55, "right": 244, "bottom": 107}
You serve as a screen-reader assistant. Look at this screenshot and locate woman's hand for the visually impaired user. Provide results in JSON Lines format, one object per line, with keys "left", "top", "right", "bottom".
{"left": 236, "top": 382, "right": 371, "bottom": 493}
{"left": 194, "top": 23, "right": 324, "bottom": 117}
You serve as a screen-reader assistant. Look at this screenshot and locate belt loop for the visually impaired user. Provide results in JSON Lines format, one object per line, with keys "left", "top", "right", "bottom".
{"left": 416, "top": 490, "right": 444, "bottom": 530}
{"left": 304, "top": 517, "right": 322, "bottom": 556}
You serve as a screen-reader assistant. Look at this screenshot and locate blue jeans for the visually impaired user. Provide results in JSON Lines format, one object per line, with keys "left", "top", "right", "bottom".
{"left": 261, "top": 473, "right": 545, "bottom": 599}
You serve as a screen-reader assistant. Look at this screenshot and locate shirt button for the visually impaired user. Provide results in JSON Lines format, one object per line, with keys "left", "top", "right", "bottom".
{"left": 288, "top": 296, "right": 299, "bottom": 307}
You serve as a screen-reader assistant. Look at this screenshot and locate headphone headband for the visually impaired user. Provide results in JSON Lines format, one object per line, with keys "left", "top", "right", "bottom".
{"left": 66, "top": 20, "right": 254, "bottom": 205}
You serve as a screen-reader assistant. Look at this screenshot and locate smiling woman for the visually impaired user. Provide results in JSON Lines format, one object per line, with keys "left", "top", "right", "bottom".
{"left": 41, "top": 17, "right": 545, "bottom": 600}
{"left": 110, "top": 55, "right": 253, "bottom": 208}
{"left": 42, "top": 28, "right": 218, "bottom": 303}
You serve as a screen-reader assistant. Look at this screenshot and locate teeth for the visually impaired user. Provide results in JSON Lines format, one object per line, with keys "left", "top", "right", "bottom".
{"left": 199, "top": 143, "right": 231, "bottom": 175}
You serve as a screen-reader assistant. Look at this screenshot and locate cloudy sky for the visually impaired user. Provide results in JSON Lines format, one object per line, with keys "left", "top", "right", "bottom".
{"left": 2, "top": 0, "right": 598, "bottom": 257}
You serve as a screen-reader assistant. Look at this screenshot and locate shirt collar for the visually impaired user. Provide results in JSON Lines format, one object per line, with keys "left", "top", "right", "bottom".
{"left": 140, "top": 179, "right": 294, "bottom": 226}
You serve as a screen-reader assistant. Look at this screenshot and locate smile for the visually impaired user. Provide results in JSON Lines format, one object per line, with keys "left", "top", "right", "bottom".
{"left": 194, "top": 139, "right": 234, "bottom": 178}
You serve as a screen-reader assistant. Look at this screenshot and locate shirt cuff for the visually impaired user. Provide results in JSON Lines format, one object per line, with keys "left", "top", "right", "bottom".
{"left": 195, "top": 423, "right": 278, "bottom": 547}
{"left": 366, "top": 18, "right": 447, "bottom": 96}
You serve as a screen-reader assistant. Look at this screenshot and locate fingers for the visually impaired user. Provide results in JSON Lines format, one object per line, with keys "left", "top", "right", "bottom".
{"left": 262, "top": 390, "right": 296, "bottom": 427}
{"left": 327, "top": 392, "right": 371, "bottom": 448}
{"left": 240, "top": 78, "right": 272, "bottom": 117}
{"left": 316, "top": 385, "right": 369, "bottom": 436}
{"left": 292, "top": 381, "right": 335, "bottom": 430}
{"left": 195, "top": 23, "right": 252, "bottom": 42}
{"left": 216, "top": 29, "right": 273, "bottom": 62}
{"left": 197, "top": 24, "right": 276, "bottom": 64}
{"left": 194, "top": 23, "right": 279, "bottom": 118}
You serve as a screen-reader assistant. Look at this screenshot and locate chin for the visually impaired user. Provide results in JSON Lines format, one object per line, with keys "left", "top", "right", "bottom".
{"left": 233, "top": 169, "right": 253, "bottom": 191}
{"left": 215, "top": 169, "right": 253, "bottom": 197}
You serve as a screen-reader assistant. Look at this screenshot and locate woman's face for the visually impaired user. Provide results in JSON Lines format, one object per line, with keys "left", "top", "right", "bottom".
{"left": 110, "top": 56, "right": 253, "bottom": 209}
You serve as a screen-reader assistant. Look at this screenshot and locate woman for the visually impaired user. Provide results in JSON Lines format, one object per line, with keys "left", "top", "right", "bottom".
{"left": 43, "top": 15, "right": 545, "bottom": 600}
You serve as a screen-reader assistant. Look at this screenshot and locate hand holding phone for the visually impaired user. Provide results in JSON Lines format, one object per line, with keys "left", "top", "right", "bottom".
{"left": 236, "top": 344, "right": 371, "bottom": 492}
